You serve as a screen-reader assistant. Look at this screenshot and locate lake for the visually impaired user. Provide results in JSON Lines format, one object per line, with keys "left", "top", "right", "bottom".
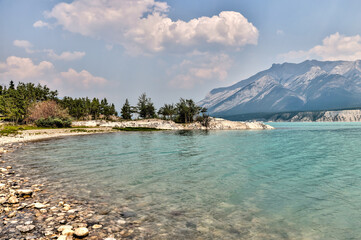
{"left": 9, "top": 122, "right": 361, "bottom": 239}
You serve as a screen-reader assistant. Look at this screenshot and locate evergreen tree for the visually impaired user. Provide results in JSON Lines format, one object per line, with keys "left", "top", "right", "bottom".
{"left": 137, "top": 93, "right": 156, "bottom": 119}
{"left": 121, "top": 99, "right": 132, "bottom": 120}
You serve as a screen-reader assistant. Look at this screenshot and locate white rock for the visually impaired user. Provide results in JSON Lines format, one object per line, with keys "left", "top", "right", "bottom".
{"left": 8, "top": 196, "right": 18, "bottom": 204}
{"left": 74, "top": 227, "right": 89, "bottom": 237}
{"left": 16, "top": 189, "right": 33, "bottom": 196}
{"left": 0, "top": 183, "right": 6, "bottom": 190}
{"left": 62, "top": 228, "right": 74, "bottom": 236}
{"left": 34, "top": 202, "right": 47, "bottom": 209}
{"left": 57, "top": 225, "right": 73, "bottom": 232}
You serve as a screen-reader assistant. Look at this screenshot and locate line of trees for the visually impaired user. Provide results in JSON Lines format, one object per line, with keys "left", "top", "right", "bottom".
{"left": 121, "top": 93, "right": 208, "bottom": 124}
{"left": 0, "top": 81, "right": 117, "bottom": 123}
{"left": 0, "top": 81, "right": 208, "bottom": 125}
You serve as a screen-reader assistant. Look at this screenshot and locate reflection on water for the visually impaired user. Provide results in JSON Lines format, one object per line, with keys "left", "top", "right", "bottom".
{"left": 8, "top": 123, "right": 361, "bottom": 239}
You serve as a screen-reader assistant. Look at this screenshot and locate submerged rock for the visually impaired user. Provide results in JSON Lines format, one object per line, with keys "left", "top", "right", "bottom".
{"left": 34, "top": 202, "right": 46, "bottom": 209}
{"left": 8, "top": 196, "right": 19, "bottom": 204}
{"left": 121, "top": 211, "right": 137, "bottom": 218}
{"left": 74, "top": 227, "right": 89, "bottom": 237}
{"left": 16, "top": 189, "right": 33, "bottom": 197}
{"left": 16, "top": 224, "right": 35, "bottom": 233}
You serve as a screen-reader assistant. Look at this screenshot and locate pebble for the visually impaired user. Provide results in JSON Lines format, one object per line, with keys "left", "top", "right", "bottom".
{"left": 58, "top": 225, "right": 73, "bottom": 232}
{"left": 34, "top": 202, "right": 47, "bottom": 209}
{"left": 62, "top": 228, "right": 75, "bottom": 236}
{"left": 16, "top": 189, "right": 33, "bottom": 196}
{"left": 92, "top": 224, "right": 102, "bottom": 229}
{"left": 16, "top": 225, "right": 35, "bottom": 233}
{"left": 74, "top": 227, "right": 89, "bottom": 237}
{"left": 8, "top": 196, "right": 19, "bottom": 204}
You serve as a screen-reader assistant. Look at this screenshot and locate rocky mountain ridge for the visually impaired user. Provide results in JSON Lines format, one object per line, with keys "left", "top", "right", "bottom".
{"left": 199, "top": 60, "right": 361, "bottom": 116}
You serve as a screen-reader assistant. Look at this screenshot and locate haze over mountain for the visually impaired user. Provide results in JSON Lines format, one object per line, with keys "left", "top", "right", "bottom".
{"left": 199, "top": 60, "right": 361, "bottom": 116}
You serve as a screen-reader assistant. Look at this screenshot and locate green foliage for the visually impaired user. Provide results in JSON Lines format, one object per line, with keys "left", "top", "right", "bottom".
{"left": 35, "top": 117, "right": 72, "bottom": 128}
{"left": 0, "top": 126, "right": 19, "bottom": 136}
{"left": 0, "top": 81, "right": 58, "bottom": 123}
{"left": 136, "top": 93, "right": 156, "bottom": 119}
{"left": 158, "top": 104, "right": 176, "bottom": 120}
{"left": 59, "top": 97, "right": 117, "bottom": 120}
{"left": 121, "top": 99, "right": 132, "bottom": 120}
{"left": 112, "top": 127, "right": 161, "bottom": 131}
{"left": 175, "top": 98, "right": 202, "bottom": 123}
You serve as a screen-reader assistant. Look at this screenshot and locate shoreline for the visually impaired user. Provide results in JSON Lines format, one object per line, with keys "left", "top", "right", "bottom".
{"left": 0, "top": 128, "right": 117, "bottom": 147}
{"left": 1, "top": 118, "right": 273, "bottom": 146}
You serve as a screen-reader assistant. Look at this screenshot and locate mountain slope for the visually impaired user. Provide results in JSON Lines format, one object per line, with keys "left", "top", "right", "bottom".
{"left": 199, "top": 60, "right": 361, "bottom": 116}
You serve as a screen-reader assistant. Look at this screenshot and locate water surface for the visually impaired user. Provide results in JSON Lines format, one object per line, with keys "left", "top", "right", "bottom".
{"left": 9, "top": 123, "right": 361, "bottom": 239}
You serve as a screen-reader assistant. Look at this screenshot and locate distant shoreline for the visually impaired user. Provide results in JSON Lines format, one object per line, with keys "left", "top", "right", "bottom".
{"left": 0, "top": 118, "right": 273, "bottom": 146}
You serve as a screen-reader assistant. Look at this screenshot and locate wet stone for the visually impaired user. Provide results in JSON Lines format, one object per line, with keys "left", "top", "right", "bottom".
{"left": 121, "top": 211, "right": 137, "bottom": 218}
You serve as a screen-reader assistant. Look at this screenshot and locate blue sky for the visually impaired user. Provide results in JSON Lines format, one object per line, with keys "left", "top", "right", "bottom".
{"left": 1, "top": 0, "right": 361, "bottom": 108}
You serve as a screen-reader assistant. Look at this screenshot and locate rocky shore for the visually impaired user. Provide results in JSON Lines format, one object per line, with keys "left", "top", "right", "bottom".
{"left": 73, "top": 118, "right": 274, "bottom": 130}
{"left": 0, "top": 144, "right": 151, "bottom": 240}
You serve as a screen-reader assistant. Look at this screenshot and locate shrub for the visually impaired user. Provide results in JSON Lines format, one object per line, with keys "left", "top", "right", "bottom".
{"left": 35, "top": 117, "right": 72, "bottom": 128}
{"left": 27, "top": 100, "right": 70, "bottom": 123}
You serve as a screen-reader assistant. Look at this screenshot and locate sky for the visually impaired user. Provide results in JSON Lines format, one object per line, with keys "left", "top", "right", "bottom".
{"left": 2, "top": 0, "right": 361, "bottom": 109}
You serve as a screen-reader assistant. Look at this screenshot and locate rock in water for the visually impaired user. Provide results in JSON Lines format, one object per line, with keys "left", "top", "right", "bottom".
{"left": 16, "top": 225, "right": 35, "bottom": 233}
{"left": 16, "top": 189, "right": 33, "bottom": 197}
{"left": 8, "top": 196, "right": 19, "bottom": 204}
{"left": 34, "top": 202, "right": 47, "bottom": 209}
{"left": 74, "top": 227, "right": 89, "bottom": 237}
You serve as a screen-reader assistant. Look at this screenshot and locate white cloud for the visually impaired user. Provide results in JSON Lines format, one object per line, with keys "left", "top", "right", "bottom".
{"left": 13, "top": 39, "right": 85, "bottom": 61}
{"left": 0, "top": 56, "right": 54, "bottom": 82}
{"left": 0, "top": 56, "right": 107, "bottom": 93}
{"left": 169, "top": 53, "right": 233, "bottom": 89}
{"left": 276, "top": 30, "right": 284, "bottom": 36}
{"left": 13, "top": 40, "right": 34, "bottom": 53}
{"left": 46, "top": 49, "right": 86, "bottom": 61}
{"left": 33, "top": 20, "right": 51, "bottom": 29}
{"left": 60, "top": 68, "right": 106, "bottom": 88}
{"left": 280, "top": 32, "right": 361, "bottom": 62}
{"left": 44, "top": 0, "right": 258, "bottom": 54}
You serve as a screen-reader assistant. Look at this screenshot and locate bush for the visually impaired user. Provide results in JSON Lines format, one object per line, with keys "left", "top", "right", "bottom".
{"left": 27, "top": 100, "right": 70, "bottom": 123}
{"left": 35, "top": 117, "right": 72, "bottom": 128}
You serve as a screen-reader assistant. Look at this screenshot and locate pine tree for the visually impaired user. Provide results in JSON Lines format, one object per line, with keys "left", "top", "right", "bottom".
{"left": 121, "top": 99, "right": 132, "bottom": 120}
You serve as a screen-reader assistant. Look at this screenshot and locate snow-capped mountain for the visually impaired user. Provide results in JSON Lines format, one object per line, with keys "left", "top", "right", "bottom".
{"left": 199, "top": 60, "right": 361, "bottom": 116}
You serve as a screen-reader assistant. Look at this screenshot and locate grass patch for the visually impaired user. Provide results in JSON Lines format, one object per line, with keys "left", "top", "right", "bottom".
{"left": 112, "top": 127, "right": 161, "bottom": 131}
{"left": 70, "top": 129, "right": 89, "bottom": 133}
{"left": 0, "top": 126, "right": 19, "bottom": 136}
{"left": 0, "top": 124, "right": 69, "bottom": 136}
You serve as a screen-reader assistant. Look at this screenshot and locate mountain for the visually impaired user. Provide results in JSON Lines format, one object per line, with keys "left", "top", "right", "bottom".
{"left": 199, "top": 60, "right": 361, "bottom": 117}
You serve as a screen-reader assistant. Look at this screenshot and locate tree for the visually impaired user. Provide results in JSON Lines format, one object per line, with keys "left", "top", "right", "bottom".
{"left": 121, "top": 99, "right": 132, "bottom": 120}
{"left": 158, "top": 104, "right": 176, "bottom": 120}
{"left": 175, "top": 98, "right": 202, "bottom": 123}
{"left": 90, "top": 98, "right": 100, "bottom": 120}
{"left": 137, "top": 93, "right": 156, "bottom": 119}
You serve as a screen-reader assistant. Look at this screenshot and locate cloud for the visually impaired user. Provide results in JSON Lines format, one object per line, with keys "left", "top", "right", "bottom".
{"left": 60, "top": 68, "right": 106, "bottom": 88}
{"left": 0, "top": 56, "right": 107, "bottom": 93}
{"left": 280, "top": 32, "right": 361, "bottom": 61}
{"left": 13, "top": 40, "right": 34, "bottom": 53}
{"left": 46, "top": 49, "right": 86, "bottom": 61}
{"left": 169, "top": 53, "right": 233, "bottom": 89}
{"left": 44, "top": 0, "right": 259, "bottom": 54}
{"left": 276, "top": 30, "right": 284, "bottom": 36}
{"left": 0, "top": 56, "right": 54, "bottom": 82}
{"left": 33, "top": 20, "right": 52, "bottom": 29}
{"left": 13, "top": 40, "right": 85, "bottom": 61}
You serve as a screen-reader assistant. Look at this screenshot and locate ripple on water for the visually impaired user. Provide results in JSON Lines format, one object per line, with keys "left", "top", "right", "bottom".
{"left": 6, "top": 123, "right": 361, "bottom": 239}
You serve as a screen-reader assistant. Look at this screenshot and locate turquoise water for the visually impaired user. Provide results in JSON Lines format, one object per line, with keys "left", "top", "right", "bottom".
{"left": 10, "top": 122, "right": 361, "bottom": 239}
